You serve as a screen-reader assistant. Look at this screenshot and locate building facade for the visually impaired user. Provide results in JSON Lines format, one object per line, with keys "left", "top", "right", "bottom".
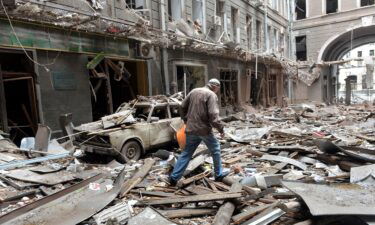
{"left": 0, "top": 0, "right": 292, "bottom": 143}
{"left": 292, "top": 0, "right": 375, "bottom": 103}
{"left": 338, "top": 43, "right": 375, "bottom": 103}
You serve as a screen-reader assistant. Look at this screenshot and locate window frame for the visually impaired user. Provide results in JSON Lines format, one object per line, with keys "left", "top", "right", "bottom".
{"left": 323, "top": 0, "right": 339, "bottom": 15}
{"left": 360, "top": 0, "right": 375, "bottom": 7}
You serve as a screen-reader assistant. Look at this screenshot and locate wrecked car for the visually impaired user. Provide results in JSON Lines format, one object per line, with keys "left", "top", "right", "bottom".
{"left": 73, "top": 100, "right": 183, "bottom": 162}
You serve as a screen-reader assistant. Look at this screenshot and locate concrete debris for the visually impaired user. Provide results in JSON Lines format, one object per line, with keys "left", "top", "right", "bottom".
{"left": 297, "top": 67, "right": 321, "bottom": 86}
{"left": 89, "top": 0, "right": 104, "bottom": 10}
{"left": 93, "top": 201, "right": 133, "bottom": 225}
{"left": 128, "top": 207, "right": 177, "bottom": 225}
{"left": 282, "top": 181, "right": 375, "bottom": 216}
{"left": 0, "top": 100, "right": 374, "bottom": 224}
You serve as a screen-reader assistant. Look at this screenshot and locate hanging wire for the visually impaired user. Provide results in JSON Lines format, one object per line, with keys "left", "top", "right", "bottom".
{"left": 0, "top": 0, "right": 98, "bottom": 72}
{"left": 0, "top": 0, "right": 54, "bottom": 71}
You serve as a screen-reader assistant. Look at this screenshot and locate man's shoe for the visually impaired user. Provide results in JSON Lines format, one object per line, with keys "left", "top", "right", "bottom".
{"left": 215, "top": 171, "right": 230, "bottom": 182}
{"left": 168, "top": 177, "right": 177, "bottom": 186}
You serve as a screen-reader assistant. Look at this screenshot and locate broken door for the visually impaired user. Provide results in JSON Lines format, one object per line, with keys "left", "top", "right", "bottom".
{"left": 176, "top": 65, "right": 206, "bottom": 96}
{"left": 220, "top": 69, "right": 238, "bottom": 107}
{"left": 89, "top": 58, "right": 148, "bottom": 120}
{"left": 0, "top": 51, "right": 39, "bottom": 145}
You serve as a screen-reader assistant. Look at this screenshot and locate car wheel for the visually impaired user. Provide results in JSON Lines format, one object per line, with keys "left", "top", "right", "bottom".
{"left": 121, "top": 140, "right": 142, "bottom": 162}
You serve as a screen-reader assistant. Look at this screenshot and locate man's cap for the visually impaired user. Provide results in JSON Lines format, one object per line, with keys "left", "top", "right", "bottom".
{"left": 208, "top": 78, "right": 221, "bottom": 87}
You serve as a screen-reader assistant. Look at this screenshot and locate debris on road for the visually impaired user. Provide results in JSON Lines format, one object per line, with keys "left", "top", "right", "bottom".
{"left": 0, "top": 103, "right": 374, "bottom": 224}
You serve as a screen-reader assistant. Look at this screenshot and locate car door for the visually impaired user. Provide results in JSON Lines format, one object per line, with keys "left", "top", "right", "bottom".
{"left": 148, "top": 105, "right": 174, "bottom": 147}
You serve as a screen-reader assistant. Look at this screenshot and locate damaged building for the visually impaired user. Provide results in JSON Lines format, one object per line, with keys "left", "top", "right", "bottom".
{"left": 0, "top": 0, "right": 293, "bottom": 142}
{"left": 292, "top": 0, "right": 375, "bottom": 104}
{"left": 1, "top": 1, "right": 375, "bottom": 224}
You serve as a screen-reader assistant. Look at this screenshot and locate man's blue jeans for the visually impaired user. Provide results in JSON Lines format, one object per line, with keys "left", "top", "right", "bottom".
{"left": 170, "top": 133, "right": 223, "bottom": 181}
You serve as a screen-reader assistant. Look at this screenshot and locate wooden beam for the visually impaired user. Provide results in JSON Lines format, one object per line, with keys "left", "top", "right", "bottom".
{"left": 241, "top": 206, "right": 284, "bottom": 224}
{"left": 130, "top": 190, "right": 176, "bottom": 198}
{"left": 212, "top": 182, "right": 242, "bottom": 225}
{"left": 232, "top": 202, "right": 279, "bottom": 224}
{"left": 138, "top": 192, "right": 242, "bottom": 205}
{"left": 223, "top": 176, "right": 257, "bottom": 195}
{"left": 120, "top": 158, "right": 155, "bottom": 197}
{"left": 180, "top": 170, "right": 211, "bottom": 186}
{"left": 159, "top": 208, "right": 217, "bottom": 219}
{"left": 104, "top": 61, "right": 114, "bottom": 114}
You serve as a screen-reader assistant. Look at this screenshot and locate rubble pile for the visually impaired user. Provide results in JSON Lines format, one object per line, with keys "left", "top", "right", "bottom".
{"left": 0, "top": 103, "right": 374, "bottom": 224}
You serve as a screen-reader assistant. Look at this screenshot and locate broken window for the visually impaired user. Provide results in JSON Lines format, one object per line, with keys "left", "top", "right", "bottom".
{"left": 370, "top": 50, "right": 374, "bottom": 56}
{"left": 246, "top": 15, "right": 252, "bottom": 50}
{"left": 349, "top": 75, "right": 358, "bottom": 90}
{"left": 256, "top": 20, "right": 262, "bottom": 50}
{"left": 0, "top": 51, "right": 38, "bottom": 145}
{"left": 170, "top": 105, "right": 180, "bottom": 118}
{"left": 295, "top": 0, "right": 306, "bottom": 20}
{"left": 126, "top": 0, "right": 145, "bottom": 9}
{"left": 215, "top": 0, "right": 224, "bottom": 32}
{"left": 220, "top": 70, "right": 238, "bottom": 107}
{"left": 168, "top": 0, "right": 182, "bottom": 21}
{"left": 269, "top": 74, "right": 277, "bottom": 105}
{"left": 231, "top": 7, "right": 239, "bottom": 43}
{"left": 286, "top": 35, "right": 290, "bottom": 56}
{"left": 216, "top": 0, "right": 223, "bottom": 16}
{"left": 176, "top": 65, "right": 205, "bottom": 95}
{"left": 89, "top": 58, "right": 147, "bottom": 120}
{"left": 296, "top": 35, "right": 307, "bottom": 61}
{"left": 192, "top": 0, "right": 204, "bottom": 32}
{"left": 279, "top": 33, "right": 284, "bottom": 54}
{"left": 151, "top": 106, "right": 168, "bottom": 120}
{"left": 358, "top": 51, "right": 363, "bottom": 57}
{"left": 267, "top": 25, "right": 272, "bottom": 52}
{"left": 326, "top": 0, "right": 338, "bottom": 14}
{"left": 361, "top": 0, "right": 375, "bottom": 6}
{"left": 273, "top": 29, "right": 278, "bottom": 52}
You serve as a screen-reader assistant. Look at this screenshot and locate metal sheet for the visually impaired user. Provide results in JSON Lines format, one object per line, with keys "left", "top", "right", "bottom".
{"left": 128, "top": 207, "right": 177, "bottom": 225}
{"left": 340, "top": 146, "right": 375, "bottom": 163}
{"left": 314, "top": 140, "right": 375, "bottom": 163}
{"left": 0, "top": 152, "right": 70, "bottom": 170}
{"left": 350, "top": 164, "right": 375, "bottom": 184}
{"left": 243, "top": 207, "right": 285, "bottom": 225}
{"left": 260, "top": 155, "right": 307, "bottom": 170}
{"left": 29, "top": 164, "right": 65, "bottom": 173}
{"left": 5, "top": 169, "right": 75, "bottom": 185}
{"left": 0, "top": 169, "right": 126, "bottom": 225}
{"left": 282, "top": 181, "right": 375, "bottom": 216}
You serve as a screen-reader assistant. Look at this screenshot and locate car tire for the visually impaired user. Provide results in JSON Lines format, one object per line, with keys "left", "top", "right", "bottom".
{"left": 121, "top": 140, "right": 142, "bottom": 162}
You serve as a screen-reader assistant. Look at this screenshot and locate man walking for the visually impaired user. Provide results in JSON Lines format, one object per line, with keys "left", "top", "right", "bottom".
{"left": 169, "top": 79, "right": 228, "bottom": 186}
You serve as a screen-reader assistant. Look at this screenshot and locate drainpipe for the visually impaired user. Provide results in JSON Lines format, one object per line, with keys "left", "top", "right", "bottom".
{"left": 264, "top": 1, "right": 269, "bottom": 53}
{"left": 160, "top": 0, "right": 170, "bottom": 95}
{"left": 287, "top": 0, "right": 294, "bottom": 101}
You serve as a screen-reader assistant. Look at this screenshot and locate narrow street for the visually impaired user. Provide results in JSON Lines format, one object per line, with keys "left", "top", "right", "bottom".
{"left": 0, "top": 0, "right": 375, "bottom": 224}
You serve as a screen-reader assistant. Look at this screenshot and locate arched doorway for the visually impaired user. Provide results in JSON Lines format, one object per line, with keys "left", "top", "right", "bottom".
{"left": 317, "top": 25, "right": 375, "bottom": 103}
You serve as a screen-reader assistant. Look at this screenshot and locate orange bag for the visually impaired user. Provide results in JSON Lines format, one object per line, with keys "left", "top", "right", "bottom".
{"left": 176, "top": 124, "right": 186, "bottom": 150}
